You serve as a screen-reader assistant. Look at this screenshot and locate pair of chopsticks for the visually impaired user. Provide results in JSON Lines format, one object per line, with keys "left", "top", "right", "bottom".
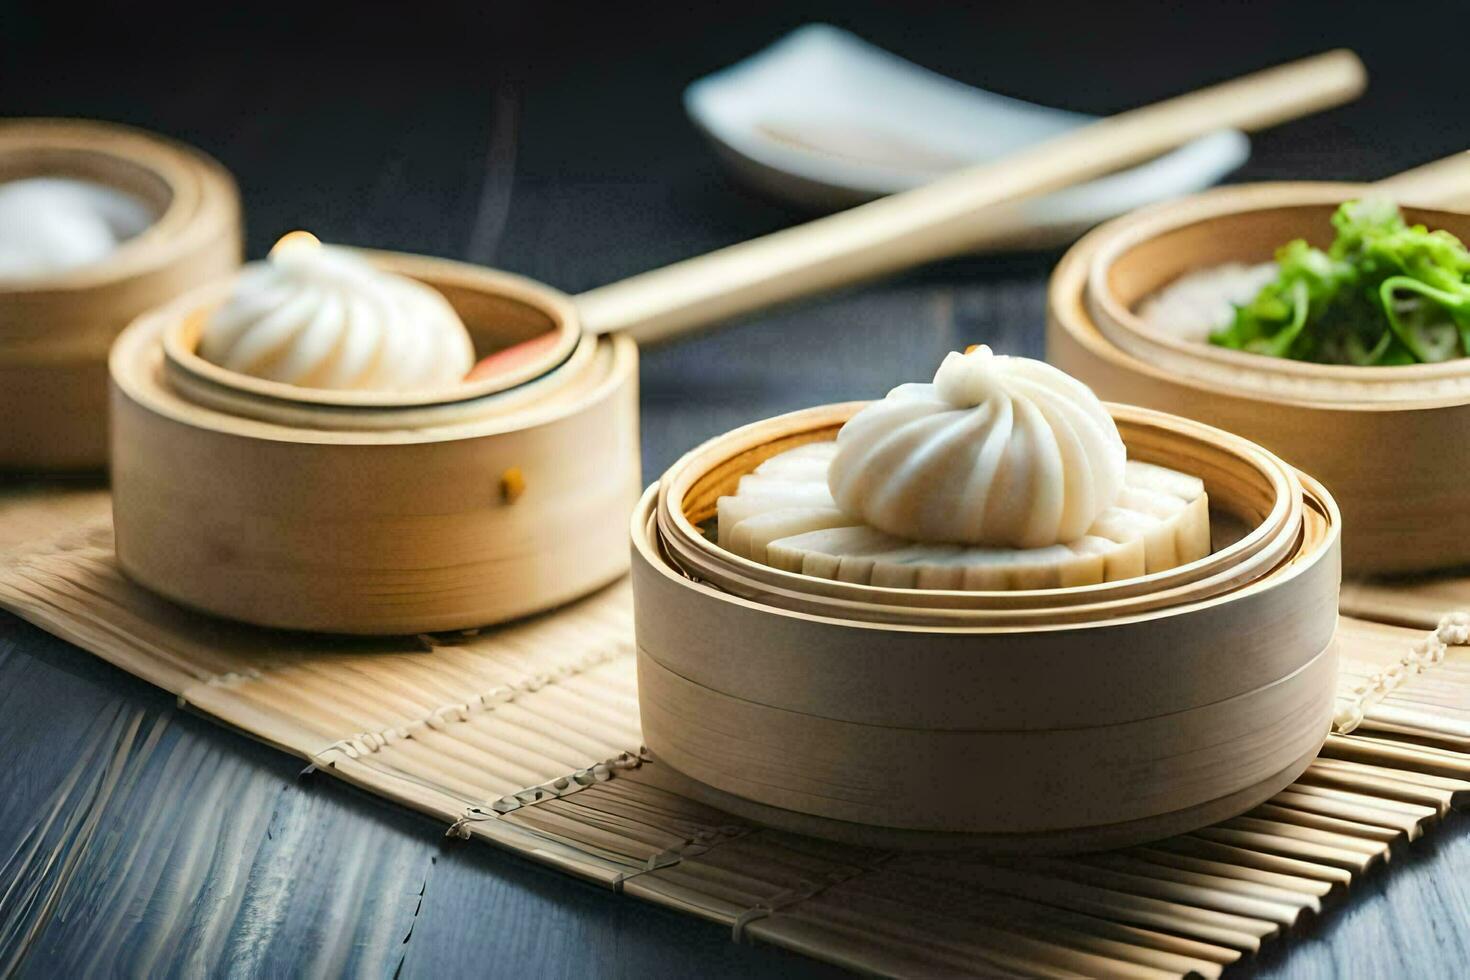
{"left": 578, "top": 50, "right": 1373, "bottom": 344}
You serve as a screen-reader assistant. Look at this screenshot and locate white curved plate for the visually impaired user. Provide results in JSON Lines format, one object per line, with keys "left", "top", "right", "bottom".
{"left": 685, "top": 24, "right": 1250, "bottom": 250}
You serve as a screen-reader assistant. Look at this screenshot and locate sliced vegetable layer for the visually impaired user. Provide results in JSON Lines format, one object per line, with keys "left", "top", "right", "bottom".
{"left": 716, "top": 441, "right": 1210, "bottom": 590}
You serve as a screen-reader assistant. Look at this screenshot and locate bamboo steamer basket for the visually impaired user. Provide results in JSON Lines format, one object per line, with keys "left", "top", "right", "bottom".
{"left": 632, "top": 402, "right": 1342, "bottom": 851}
{"left": 1048, "top": 162, "right": 1470, "bottom": 575}
{"left": 109, "top": 52, "right": 1363, "bottom": 635}
{"left": 0, "top": 119, "right": 242, "bottom": 470}
{"left": 111, "top": 253, "right": 640, "bottom": 635}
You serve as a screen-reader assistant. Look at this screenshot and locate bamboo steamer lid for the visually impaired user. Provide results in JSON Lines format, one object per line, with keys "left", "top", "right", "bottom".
{"left": 0, "top": 119, "right": 242, "bottom": 469}
{"left": 110, "top": 251, "right": 640, "bottom": 635}
{"left": 1047, "top": 182, "right": 1470, "bottom": 574}
{"left": 632, "top": 402, "right": 1342, "bottom": 850}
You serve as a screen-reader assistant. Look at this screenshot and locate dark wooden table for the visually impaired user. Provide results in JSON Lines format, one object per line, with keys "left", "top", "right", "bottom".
{"left": 3, "top": 3, "right": 1469, "bottom": 975}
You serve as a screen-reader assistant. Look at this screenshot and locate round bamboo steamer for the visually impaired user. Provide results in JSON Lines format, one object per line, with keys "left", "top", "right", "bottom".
{"left": 0, "top": 119, "right": 242, "bottom": 470}
{"left": 631, "top": 403, "right": 1342, "bottom": 850}
{"left": 1047, "top": 182, "right": 1470, "bottom": 574}
{"left": 110, "top": 251, "right": 640, "bottom": 635}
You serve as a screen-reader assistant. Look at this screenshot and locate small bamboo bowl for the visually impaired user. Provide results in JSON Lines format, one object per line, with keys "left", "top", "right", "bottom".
{"left": 632, "top": 403, "right": 1342, "bottom": 852}
{"left": 0, "top": 119, "right": 242, "bottom": 470}
{"left": 110, "top": 252, "right": 640, "bottom": 635}
{"left": 1048, "top": 183, "right": 1470, "bottom": 574}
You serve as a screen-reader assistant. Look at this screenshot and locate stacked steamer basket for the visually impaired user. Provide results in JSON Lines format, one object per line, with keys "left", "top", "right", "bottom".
{"left": 110, "top": 249, "right": 638, "bottom": 635}
{"left": 1048, "top": 169, "right": 1470, "bottom": 574}
{"left": 633, "top": 359, "right": 1342, "bottom": 853}
{"left": 0, "top": 119, "right": 241, "bottom": 469}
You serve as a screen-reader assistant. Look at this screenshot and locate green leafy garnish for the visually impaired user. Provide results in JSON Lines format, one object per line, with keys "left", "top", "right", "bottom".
{"left": 1209, "top": 199, "right": 1470, "bottom": 365}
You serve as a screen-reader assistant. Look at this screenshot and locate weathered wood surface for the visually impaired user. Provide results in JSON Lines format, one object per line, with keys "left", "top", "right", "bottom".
{"left": 3, "top": 3, "right": 1470, "bottom": 976}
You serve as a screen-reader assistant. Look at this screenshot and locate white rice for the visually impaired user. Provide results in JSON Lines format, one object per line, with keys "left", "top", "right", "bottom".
{"left": 1136, "top": 262, "right": 1277, "bottom": 343}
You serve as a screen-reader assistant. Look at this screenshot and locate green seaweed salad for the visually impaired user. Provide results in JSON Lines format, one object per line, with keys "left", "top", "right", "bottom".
{"left": 1210, "top": 199, "right": 1470, "bottom": 365}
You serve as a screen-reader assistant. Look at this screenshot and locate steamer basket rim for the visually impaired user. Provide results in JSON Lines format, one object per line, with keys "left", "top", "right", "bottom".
{"left": 633, "top": 445, "right": 1340, "bottom": 638}
{"left": 1051, "top": 183, "right": 1470, "bottom": 413}
{"left": 656, "top": 399, "right": 1303, "bottom": 610}
{"left": 156, "top": 249, "right": 584, "bottom": 410}
{"left": 110, "top": 290, "right": 637, "bottom": 447}
{"left": 0, "top": 117, "right": 239, "bottom": 297}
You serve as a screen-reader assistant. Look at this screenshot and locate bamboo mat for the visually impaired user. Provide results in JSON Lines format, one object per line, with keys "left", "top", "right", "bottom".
{"left": 1, "top": 512, "right": 1469, "bottom": 978}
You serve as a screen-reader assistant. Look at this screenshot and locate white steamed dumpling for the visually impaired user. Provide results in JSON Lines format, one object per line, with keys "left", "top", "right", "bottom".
{"left": 198, "top": 232, "right": 475, "bottom": 392}
{"left": 828, "top": 345, "right": 1127, "bottom": 547}
{"left": 0, "top": 177, "right": 155, "bottom": 281}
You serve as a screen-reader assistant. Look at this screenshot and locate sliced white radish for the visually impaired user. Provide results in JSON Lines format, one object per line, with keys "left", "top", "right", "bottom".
{"left": 716, "top": 444, "right": 1210, "bottom": 590}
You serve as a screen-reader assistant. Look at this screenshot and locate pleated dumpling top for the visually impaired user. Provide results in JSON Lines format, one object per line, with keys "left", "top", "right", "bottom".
{"left": 828, "top": 345, "right": 1127, "bottom": 547}
{"left": 199, "top": 232, "right": 475, "bottom": 392}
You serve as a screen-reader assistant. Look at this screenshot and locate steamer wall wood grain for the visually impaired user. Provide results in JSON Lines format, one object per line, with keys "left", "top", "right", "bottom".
{"left": 637, "top": 639, "right": 1338, "bottom": 832}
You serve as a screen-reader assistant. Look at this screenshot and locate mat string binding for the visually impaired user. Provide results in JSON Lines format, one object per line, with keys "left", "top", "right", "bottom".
{"left": 612, "top": 822, "right": 754, "bottom": 893}
{"left": 446, "top": 750, "right": 644, "bottom": 840}
{"left": 731, "top": 859, "right": 891, "bottom": 943}
{"left": 174, "top": 668, "right": 264, "bottom": 709}
{"left": 310, "top": 642, "right": 628, "bottom": 760}
{"left": 1334, "top": 611, "right": 1470, "bottom": 735}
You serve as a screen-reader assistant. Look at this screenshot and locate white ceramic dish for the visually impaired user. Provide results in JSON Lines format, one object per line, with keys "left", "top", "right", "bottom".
{"left": 686, "top": 24, "right": 1250, "bottom": 248}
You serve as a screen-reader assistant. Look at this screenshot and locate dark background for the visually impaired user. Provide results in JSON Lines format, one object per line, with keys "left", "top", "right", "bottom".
{"left": 3, "top": 2, "right": 1469, "bottom": 976}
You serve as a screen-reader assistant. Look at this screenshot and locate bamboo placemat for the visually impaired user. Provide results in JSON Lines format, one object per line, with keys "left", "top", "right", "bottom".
{"left": 1, "top": 513, "right": 1468, "bottom": 978}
